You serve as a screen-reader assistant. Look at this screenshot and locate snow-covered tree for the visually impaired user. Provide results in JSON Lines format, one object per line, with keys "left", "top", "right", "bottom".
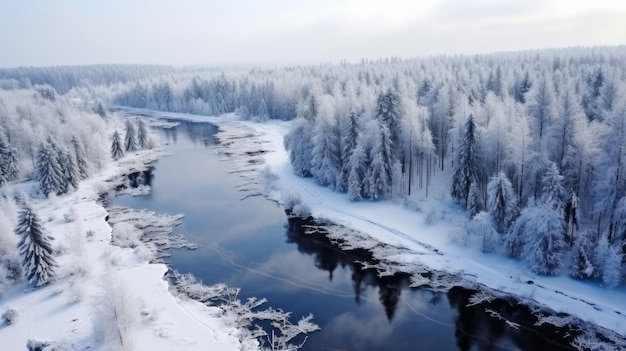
{"left": 71, "top": 135, "right": 88, "bottom": 179}
{"left": 541, "top": 162, "right": 566, "bottom": 209}
{"left": 347, "top": 144, "right": 368, "bottom": 201}
{"left": 451, "top": 114, "right": 479, "bottom": 207}
{"left": 601, "top": 244, "right": 623, "bottom": 288}
{"left": 339, "top": 110, "right": 360, "bottom": 191}
{"left": 467, "top": 211, "right": 500, "bottom": 253}
{"left": 570, "top": 232, "right": 595, "bottom": 280}
{"left": 512, "top": 202, "right": 566, "bottom": 275}
{"left": 367, "top": 121, "right": 393, "bottom": 200}
{"left": 124, "top": 119, "right": 137, "bottom": 152}
{"left": 61, "top": 150, "right": 79, "bottom": 192}
{"left": 35, "top": 143, "right": 64, "bottom": 197}
{"left": 310, "top": 98, "right": 341, "bottom": 188}
{"left": 284, "top": 118, "right": 313, "bottom": 177}
{"left": 16, "top": 199, "right": 57, "bottom": 287}
{"left": 487, "top": 172, "right": 517, "bottom": 233}
{"left": 111, "top": 130, "right": 125, "bottom": 160}
{"left": 467, "top": 181, "right": 482, "bottom": 219}
{"left": 137, "top": 119, "right": 149, "bottom": 149}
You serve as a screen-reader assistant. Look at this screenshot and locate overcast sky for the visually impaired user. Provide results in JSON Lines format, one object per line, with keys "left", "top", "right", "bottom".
{"left": 1, "top": 0, "right": 625, "bottom": 67}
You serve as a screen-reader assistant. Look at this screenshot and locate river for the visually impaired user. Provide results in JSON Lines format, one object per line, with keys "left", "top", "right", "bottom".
{"left": 113, "top": 118, "right": 575, "bottom": 351}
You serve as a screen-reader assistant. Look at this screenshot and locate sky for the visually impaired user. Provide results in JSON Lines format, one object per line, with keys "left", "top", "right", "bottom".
{"left": 1, "top": 0, "right": 625, "bottom": 67}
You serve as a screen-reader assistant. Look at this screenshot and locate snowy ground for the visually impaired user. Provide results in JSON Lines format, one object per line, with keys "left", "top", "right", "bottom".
{"left": 0, "top": 139, "right": 244, "bottom": 350}
{"left": 119, "top": 108, "right": 626, "bottom": 347}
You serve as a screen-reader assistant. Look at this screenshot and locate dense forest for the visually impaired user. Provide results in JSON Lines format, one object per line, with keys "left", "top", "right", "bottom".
{"left": 3, "top": 47, "right": 625, "bottom": 287}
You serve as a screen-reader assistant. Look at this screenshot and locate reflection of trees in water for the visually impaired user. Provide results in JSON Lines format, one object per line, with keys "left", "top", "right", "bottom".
{"left": 128, "top": 166, "right": 154, "bottom": 188}
{"left": 286, "top": 215, "right": 576, "bottom": 351}
{"left": 448, "top": 287, "right": 575, "bottom": 350}
{"left": 161, "top": 120, "right": 217, "bottom": 147}
{"left": 286, "top": 215, "right": 409, "bottom": 322}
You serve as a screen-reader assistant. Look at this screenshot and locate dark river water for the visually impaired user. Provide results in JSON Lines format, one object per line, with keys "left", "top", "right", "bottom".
{"left": 114, "top": 119, "right": 575, "bottom": 351}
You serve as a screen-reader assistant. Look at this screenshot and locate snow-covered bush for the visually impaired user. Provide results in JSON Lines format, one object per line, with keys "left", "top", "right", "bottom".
{"left": 63, "top": 207, "right": 77, "bottom": 223}
{"left": 26, "top": 339, "right": 63, "bottom": 351}
{"left": 570, "top": 232, "right": 595, "bottom": 280}
{"left": 111, "top": 222, "right": 142, "bottom": 248}
{"left": 92, "top": 269, "right": 140, "bottom": 351}
{"left": 466, "top": 211, "right": 501, "bottom": 253}
{"left": 2, "top": 307, "right": 18, "bottom": 325}
{"left": 282, "top": 190, "right": 311, "bottom": 217}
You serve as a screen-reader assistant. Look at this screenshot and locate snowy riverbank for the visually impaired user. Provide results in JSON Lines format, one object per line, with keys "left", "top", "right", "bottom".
{"left": 150, "top": 108, "right": 626, "bottom": 348}
{"left": 0, "top": 141, "right": 244, "bottom": 350}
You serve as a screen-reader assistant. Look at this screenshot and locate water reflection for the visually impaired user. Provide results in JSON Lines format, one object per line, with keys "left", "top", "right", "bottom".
{"left": 285, "top": 215, "right": 576, "bottom": 351}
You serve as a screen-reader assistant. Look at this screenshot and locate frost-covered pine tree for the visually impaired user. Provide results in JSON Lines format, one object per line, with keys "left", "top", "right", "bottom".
{"left": 284, "top": 118, "right": 313, "bottom": 177}
{"left": 61, "top": 150, "right": 79, "bottom": 192}
{"left": 601, "top": 244, "right": 623, "bottom": 288}
{"left": 570, "top": 232, "right": 595, "bottom": 280}
{"left": 71, "top": 135, "right": 88, "bottom": 179}
{"left": 339, "top": 110, "right": 360, "bottom": 191}
{"left": 347, "top": 143, "right": 368, "bottom": 201}
{"left": 124, "top": 120, "right": 137, "bottom": 152}
{"left": 35, "top": 143, "right": 64, "bottom": 197}
{"left": 367, "top": 122, "right": 393, "bottom": 200}
{"left": 137, "top": 119, "right": 149, "bottom": 149}
{"left": 451, "top": 114, "right": 479, "bottom": 207}
{"left": 310, "top": 105, "right": 341, "bottom": 188}
{"left": 467, "top": 181, "right": 482, "bottom": 219}
{"left": 111, "top": 130, "right": 125, "bottom": 160}
{"left": 487, "top": 172, "right": 517, "bottom": 233}
{"left": 16, "top": 200, "right": 57, "bottom": 287}
{"left": 541, "top": 162, "right": 565, "bottom": 209}
{"left": 516, "top": 202, "right": 566, "bottom": 275}
{"left": 3, "top": 146, "right": 19, "bottom": 182}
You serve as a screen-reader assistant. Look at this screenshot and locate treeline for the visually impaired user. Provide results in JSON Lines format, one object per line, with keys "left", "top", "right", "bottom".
{"left": 0, "top": 64, "right": 176, "bottom": 94}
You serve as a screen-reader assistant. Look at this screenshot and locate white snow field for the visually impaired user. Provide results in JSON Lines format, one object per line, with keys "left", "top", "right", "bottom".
{"left": 0, "top": 145, "right": 243, "bottom": 350}
{"left": 124, "top": 108, "right": 626, "bottom": 346}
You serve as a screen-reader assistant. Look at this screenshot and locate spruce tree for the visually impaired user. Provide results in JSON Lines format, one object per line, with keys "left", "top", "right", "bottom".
{"left": 16, "top": 200, "right": 57, "bottom": 286}
{"left": 61, "top": 151, "right": 79, "bottom": 191}
{"left": 137, "top": 120, "right": 149, "bottom": 149}
{"left": 36, "top": 143, "right": 63, "bottom": 197}
{"left": 111, "top": 130, "right": 125, "bottom": 160}
{"left": 71, "top": 135, "right": 88, "bottom": 179}
{"left": 451, "top": 114, "right": 479, "bottom": 207}
{"left": 124, "top": 120, "right": 137, "bottom": 152}
{"left": 487, "top": 172, "right": 517, "bottom": 233}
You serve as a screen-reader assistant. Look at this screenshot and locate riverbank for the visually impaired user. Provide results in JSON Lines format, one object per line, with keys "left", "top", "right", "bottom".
{"left": 0, "top": 128, "right": 243, "bottom": 350}
{"left": 135, "top": 108, "right": 626, "bottom": 348}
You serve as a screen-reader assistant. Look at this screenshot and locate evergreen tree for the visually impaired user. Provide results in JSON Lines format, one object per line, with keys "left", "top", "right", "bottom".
{"left": 16, "top": 200, "right": 57, "bottom": 286}
{"left": 451, "top": 114, "right": 479, "bottom": 207}
{"left": 467, "top": 181, "right": 482, "bottom": 219}
{"left": 71, "top": 135, "right": 88, "bottom": 179}
{"left": 375, "top": 89, "right": 402, "bottom": 161}
{"left": 367, "top": 122, "right": 393, "bottom": 200}
{"left": 284, "top": 118, "right": 313, "bottom": 177}
{"left": 137, "top": 119, "right": 149, "bottom": 149}
{"left": 570, "top": 232, "right": 595, "bottom": 280}
{"left": 487, "top": 172, "right": 517, "bottom": 233}
{"left": 35, "top": 143, "right": 63, "bottom": 197}
{"left": 518, "top": 202, "right": 566, "bottom": 275}
{"left": 124, "top": 120, "right": 137, "bottom": 152}
{"left": 310, "top": 112, "right": 341, "bottom": 188}
{"left": 61, "top": 150, "right": 79, "bottom": 192}
{"left": 3, "top": 146, "right": 19, "bottom": 182}
{"left": 347, "top": 143, "right": 368, "bottom": 201}
{"left": 339, "top": 111, "right": 360, "bottom": 191}
{"left": 602, "top": 244, "right": 623, "bottom": 288}
{"left": 111, "top": 130, "right": 125, "bottom": 160}
{"left": 541, "top": 162, "right": 566, "bottom": 209}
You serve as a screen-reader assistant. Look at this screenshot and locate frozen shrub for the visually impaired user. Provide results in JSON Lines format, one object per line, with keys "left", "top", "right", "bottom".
{"left": 26, "top": 339, "right": 61, "bottom": 351}
{"left": 2, "top": 307, "right": 18, "bottom": 325}
{"left": 63, "top": 207, "right": 77, "bottom": 223}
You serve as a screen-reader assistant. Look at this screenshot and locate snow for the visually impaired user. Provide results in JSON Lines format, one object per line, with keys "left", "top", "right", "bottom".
{"left": 169, "top": 111, "right": 626, "bottom": 343}
{"left": 0, "top": 145, "right": 243, "bottom": 350}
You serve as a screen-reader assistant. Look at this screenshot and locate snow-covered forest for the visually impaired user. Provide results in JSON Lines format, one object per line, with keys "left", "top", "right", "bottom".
{"left": 40, "top": 46, "right": 622, "bottom": 287}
